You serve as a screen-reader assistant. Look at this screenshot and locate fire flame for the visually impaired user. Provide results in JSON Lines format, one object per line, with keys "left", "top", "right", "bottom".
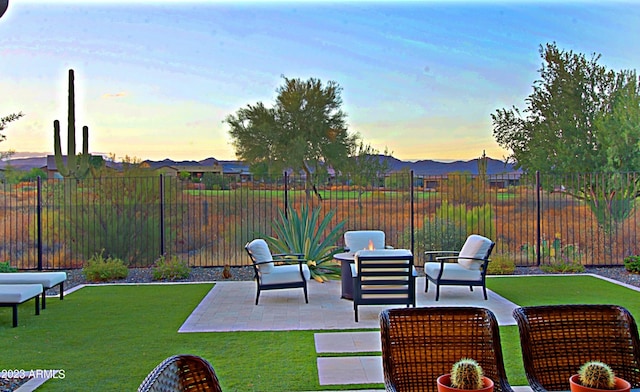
{"left": 368, "top": 240, "right": 375, "bottom": 250}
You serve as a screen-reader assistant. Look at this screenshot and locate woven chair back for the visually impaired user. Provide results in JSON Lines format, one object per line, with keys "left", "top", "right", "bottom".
{"left": 513, "top": 304, "right": 640, "bottom": 392}
{"left": 380, "top": 307, "right": 513, "bottom": 392}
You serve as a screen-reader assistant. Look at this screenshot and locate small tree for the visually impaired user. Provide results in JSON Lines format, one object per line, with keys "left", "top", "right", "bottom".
{"left": 226, "top": 76, "right": 359, "bottom": 201}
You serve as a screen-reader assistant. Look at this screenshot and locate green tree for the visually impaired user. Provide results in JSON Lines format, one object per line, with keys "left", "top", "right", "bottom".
{"left": 346, "top": 141, "right": 391, "bottom": 208}
{"left": 492, "top": 42, "right": 640, "bottom": 230}
{"left": 226, "top": 76, "right": 358, "bottom": 201}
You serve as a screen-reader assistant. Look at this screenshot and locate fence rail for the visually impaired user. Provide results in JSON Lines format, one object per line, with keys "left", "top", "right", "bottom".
{"left": 0, "top": 171, "right": 638, "bottom": 270}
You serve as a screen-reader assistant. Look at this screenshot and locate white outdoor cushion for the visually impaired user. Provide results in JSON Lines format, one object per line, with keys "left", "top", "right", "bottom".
{"left": 344, "top": 230, "right": 386, "bottom": 253}
{"left": 425, "top": 262, "right": 482, "bottom": 281}
{"left": 260, "top": 264, "right": 311, "bottom": 285}
{"left": 0, "top": 272, "right": 67, "bottom": 288}
{"left": 0, "top": 284, "right": 43, "bottom": 304}
{"left": 246, "top": 239, "right": 274, "bottom": 274}
{"left": 458, "top": 234, "right": 493, "bottom": 270}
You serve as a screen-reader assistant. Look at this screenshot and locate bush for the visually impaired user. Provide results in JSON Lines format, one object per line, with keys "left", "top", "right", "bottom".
{"left": 540, "top": 260, "right": 585, "bottom": 273}
{"left": 486, "top": 254, "right": 516, "bottom": 275}
{"left": 82, "top": 250, "right": 129, "bottom": 282}
{"left": 152, "top": 255, "right": 190, "bottom": 281}
{"left": 0, "top": 261, "right": 17, "bottom": 272}
{"left": 623, "top": 255, "right": 640, "bottom": 274}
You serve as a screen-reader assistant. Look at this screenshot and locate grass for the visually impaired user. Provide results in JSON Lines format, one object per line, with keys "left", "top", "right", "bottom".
{"left": 1, "top": 276, "right": 639, "bottom": 391}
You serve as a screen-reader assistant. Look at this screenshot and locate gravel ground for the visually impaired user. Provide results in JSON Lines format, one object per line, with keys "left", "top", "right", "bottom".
{"left": 3, "top": 265, "right": 639, "bottom": 391}
{"left": 48, "top": 264, "right": 640, "bottom": 294}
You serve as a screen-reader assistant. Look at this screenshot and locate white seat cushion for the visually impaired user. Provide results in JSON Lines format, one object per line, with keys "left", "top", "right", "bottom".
{"left": 260, "top": 264, "right": 310, "bottom": 285}
{"left": 425, "top": 262, "right": 482, "bottom": 281}
{"left": 0, "top": 272, "right": 67, "bottom": 288}
{"left": 458, "top": 235, "right": 493, "bottom": 270}
{"left": 344, "top": 230, "right": 386, "bottom": 252}
{"left": 0, "top": 284, "right": 43, "bottom": 303}
{"left": 246, "top": 239, "right": 274, "bottom": 274}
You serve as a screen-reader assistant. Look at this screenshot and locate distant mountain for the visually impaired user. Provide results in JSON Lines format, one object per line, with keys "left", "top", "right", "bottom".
{"left": 0, "top": 156, "right": 47, "bottom": 170}
{"left": 0, "top": 155, "right": 518, "bottom": 176}
{"left": 379, "top": 156, "right": 517, "bottom": 175}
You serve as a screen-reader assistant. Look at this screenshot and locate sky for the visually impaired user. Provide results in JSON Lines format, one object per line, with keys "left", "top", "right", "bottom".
{"left": 1, "top": 0, "right": 639, "bottom": 163}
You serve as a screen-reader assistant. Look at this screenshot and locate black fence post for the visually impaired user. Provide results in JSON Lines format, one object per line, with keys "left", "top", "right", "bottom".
{"left": 37, "top": 176, "right": 43, "bottom": 271}
{"left": 410, "top": 170, "right": 415, "bottom": 254}
{"left": 159, "top": 174, "right": 165, "bottom": 256}
{"left": 284, "top": 171, "right": 288, "bottom": 219}
{"left": 536, "top": 170, "right": 541, "bottom": 266}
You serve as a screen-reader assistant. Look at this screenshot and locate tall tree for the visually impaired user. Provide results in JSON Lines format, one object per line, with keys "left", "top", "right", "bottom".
{"left": 226, "top": 76, "right": 358, "bottom": 200}
{"left": 492, "top": 43, "right": 640, "bottom": 231}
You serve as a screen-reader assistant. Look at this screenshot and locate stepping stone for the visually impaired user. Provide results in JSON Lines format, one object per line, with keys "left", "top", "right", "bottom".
{"left": 317, "top": 356, "right": 383, "bottom": 385}
{"left": 314, "top": 331, "right": 381, "bottom": 353}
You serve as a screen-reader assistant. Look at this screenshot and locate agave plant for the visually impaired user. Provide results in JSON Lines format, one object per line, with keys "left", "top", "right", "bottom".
{"left": 265, "top": 205, "right": 346, "bottom": 282}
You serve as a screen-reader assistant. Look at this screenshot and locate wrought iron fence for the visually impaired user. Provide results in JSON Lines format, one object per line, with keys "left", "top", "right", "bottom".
{"left": 0, "top": 171, "right": 637, "bottom": 270}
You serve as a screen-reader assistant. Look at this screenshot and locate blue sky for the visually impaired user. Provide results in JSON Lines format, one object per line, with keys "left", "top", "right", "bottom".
{"left": 1, "top": 1, "right": 639, "bottom": 162}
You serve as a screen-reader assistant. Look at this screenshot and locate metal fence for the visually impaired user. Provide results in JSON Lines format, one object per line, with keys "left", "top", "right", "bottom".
{"left": 0, "top": 171, "right": 638, "bottom": 270}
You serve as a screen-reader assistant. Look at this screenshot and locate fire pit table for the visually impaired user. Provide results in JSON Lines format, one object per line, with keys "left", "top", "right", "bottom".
{"left": 334, "top": 252, "right": 355, "bottom": 300}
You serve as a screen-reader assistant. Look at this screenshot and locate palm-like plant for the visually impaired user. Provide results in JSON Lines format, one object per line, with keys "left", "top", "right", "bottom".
{"left": 265, "top": 205, "right": 346, "bottom": 282}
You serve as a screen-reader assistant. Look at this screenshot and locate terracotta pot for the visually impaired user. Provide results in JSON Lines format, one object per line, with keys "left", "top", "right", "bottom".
{"left": 437, "top": 374, "right": 494, "bottom": 392}
{"left": 569, "top": 374, "right": 631, "bottom": 392}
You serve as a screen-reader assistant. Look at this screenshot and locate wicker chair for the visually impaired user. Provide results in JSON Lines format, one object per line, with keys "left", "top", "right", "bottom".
{"left": 137, "top": 354, "right": 222, "bottom": 392}
{"left": 379, "top": 307, "right": 514, "bottom": 392}
{"left": 513, "top": 304, "right": 640, "bottom": 392}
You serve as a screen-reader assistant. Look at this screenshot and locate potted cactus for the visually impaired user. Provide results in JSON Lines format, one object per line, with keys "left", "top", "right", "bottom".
{"left": 437, "top": 358, "right": 494, "bottom": 392}
{"left": 569, "top": 361, "right": 631, "bottom": 392}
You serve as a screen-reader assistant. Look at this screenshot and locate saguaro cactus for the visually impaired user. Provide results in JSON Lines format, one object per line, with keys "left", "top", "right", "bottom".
{"left": 53, "top": 69, "right": 90, "bottom": 180}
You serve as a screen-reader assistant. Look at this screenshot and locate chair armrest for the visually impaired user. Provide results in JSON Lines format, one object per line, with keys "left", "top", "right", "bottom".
{"left": 272, "top": 252, "right": 304, "bottom": 258}
{"left": 425, "top": 250, "right": 459, "bottom": 262}
{"left": 435, "top": 256, "right": 488, "bottom": 262}
{"left": 272, "top": 257, "right": 308, "bottom": 264}
{"left": 343, "top": 247, "right": 350, "bottom": 253}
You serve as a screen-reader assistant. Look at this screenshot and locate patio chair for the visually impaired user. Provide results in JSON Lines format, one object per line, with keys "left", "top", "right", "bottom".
{"left": 513, "top": 304, "right": 640, "bottom": 392}
{"left": 424, "top": 234, "right": 495, "bottom": 300}
{"left": 244, "top": 239, "right": 311, "bottom": 305}
{"left": 351, "top": 249, "right": 416, "bottom": 322}
{"left": 380, "top": 306, "right": 514, "bottom": 392}
{"left": 137, "top": 354, "right": 222, "bottom": 392}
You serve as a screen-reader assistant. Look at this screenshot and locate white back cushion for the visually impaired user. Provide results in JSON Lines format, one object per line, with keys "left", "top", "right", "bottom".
{"left": 344, "top": 230, "right": 385, "bottom": 252}
{"left": 246, "top": 239, "right": 274, "bottom": 273}
{"left": 458, "top": 235, "right": 493, "bottom": 270}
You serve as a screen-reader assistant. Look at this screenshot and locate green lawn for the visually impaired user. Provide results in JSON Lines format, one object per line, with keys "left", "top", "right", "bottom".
{"left": 1, "top": 276, "right": 638, "bottom": 391}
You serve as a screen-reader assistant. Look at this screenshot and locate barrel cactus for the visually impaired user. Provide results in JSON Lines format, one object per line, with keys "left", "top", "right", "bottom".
{"left": 578, "top": 361, "right": 616, "bottom": 390}
{"left": 450, "top": 358, "right": 484, "bottom": 390}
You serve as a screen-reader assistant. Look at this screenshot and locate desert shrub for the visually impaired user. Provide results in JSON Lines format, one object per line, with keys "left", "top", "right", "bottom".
{"left": 623, "top": 255, "right": 640, "bottom": 274}
{"left": 540, "top": 259, "right": 585, "bottom": 273}
{"left": 153, "top": 255, "right": 190, "bottom": 280}
{"left": 202, "top": 173, "right": 230, "bottom": 190}
{"left": 487, "top": 254, "right": 516, "bottom": 275}
{"left": 82, "top": 250, "right": 129, "bottom": 282}
{"left": 413, "top": 216, "right": 466, "bottom": 257}
{"left": 0, "top": 261, "right": 17, "bottom": 272}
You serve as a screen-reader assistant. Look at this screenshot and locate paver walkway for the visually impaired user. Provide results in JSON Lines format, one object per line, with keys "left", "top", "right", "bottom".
{"left": 179, "top": 277, "right": 519, "bottom": 332}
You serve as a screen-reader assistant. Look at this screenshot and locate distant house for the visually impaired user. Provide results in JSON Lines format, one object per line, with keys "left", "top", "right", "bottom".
{"left": 141, "top": 159, "right": 223, "bottom": 180}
